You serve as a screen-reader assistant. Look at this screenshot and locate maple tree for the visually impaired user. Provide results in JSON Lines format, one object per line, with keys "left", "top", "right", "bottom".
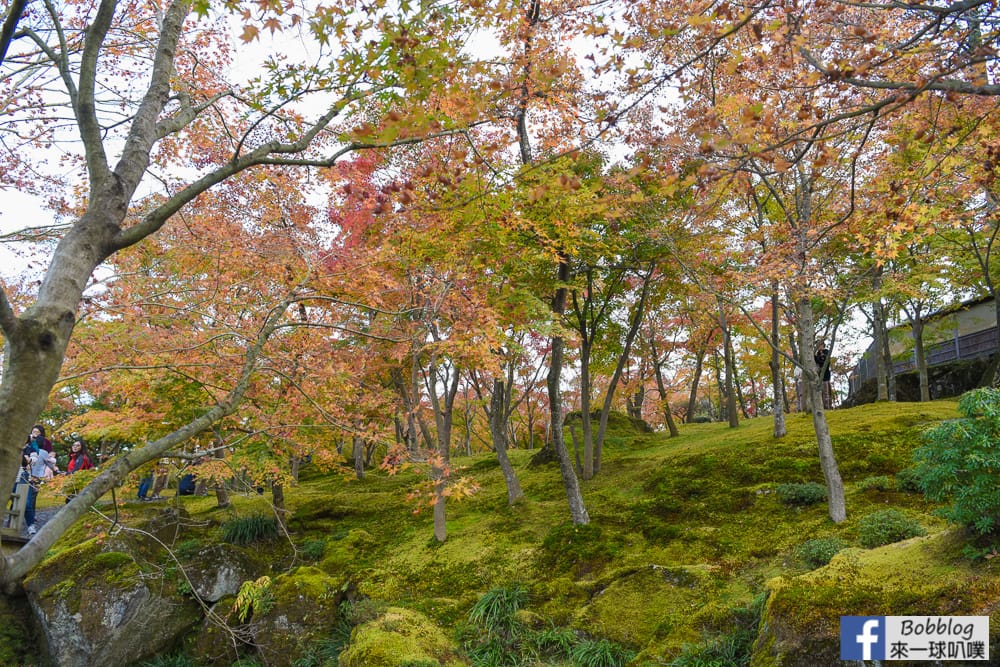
{"left": 0, "top": 0, "right": 488, "bottom": 587}
{"left": 2, "top": 0, "right": 998, "bottom": 594}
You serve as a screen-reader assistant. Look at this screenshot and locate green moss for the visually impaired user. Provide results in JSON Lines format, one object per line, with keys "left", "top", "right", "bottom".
{"left": 0, "top": 596, "right": 34, "bottom": 666}
{"left": 22, "top": 400, "right": 971, "bottom": 665}
{"left": 756, "top": 528, "right": 1000, "bottom": 665}
{"left": 572, "top": 565, "right": 727, "bottom": 649}
{"left": 337, "top": 607, "right": 464, "bottom": 667}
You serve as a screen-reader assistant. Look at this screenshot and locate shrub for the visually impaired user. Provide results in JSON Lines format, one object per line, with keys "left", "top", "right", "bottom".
{"left": 894, "top": 467, "right": 923, "bottom": 493}
{"left": 570, "top": 639, "right": 635, "bottom": 667}
{"left": 858, "top": 509, "right": 925, "bottom": 548}
{"left": 776, "top": 482, "right": 827, "bottom": 507}
{"left": 795, "top": 537, "right": 848, "bottom": 568}
{"left": 915, "top": 388, "right": 1000, "bottom": 534}
{"left": 301, "top": 538, "right": 326, "bottom": 560}
{"left": 857, "top": 475, "right": 892, "bottom": 492}
{"left": 221, "top": 514, "right": 279, "bottom": 546}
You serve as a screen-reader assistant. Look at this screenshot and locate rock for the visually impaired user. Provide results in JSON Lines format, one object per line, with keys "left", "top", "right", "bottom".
{"left": 195, "top": 566, "right": 351, "bottom": 667}
{"left": 251, "top": 566, "right": 348, "bottom": 666}
{"left": 751, "top": 528, "right": 1000, "bottom": 666}
{"left": 185, "top": 544, "right": 261, "bottom": 603}
{"left": 25, "top": 550, "right": 201, "bottom": 667}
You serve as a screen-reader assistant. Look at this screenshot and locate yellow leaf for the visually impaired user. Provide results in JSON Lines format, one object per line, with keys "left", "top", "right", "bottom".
{"left": 241, "top": 25, "right": 260, "bottom": 42}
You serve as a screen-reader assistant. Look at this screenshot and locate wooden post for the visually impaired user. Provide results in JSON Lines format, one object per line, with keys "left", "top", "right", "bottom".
{"left": 1, "top": 483, "right": 31, "bottom": 537}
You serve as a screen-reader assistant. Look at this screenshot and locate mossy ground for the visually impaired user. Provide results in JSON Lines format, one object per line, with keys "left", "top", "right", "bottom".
{"left": 22, "top": 399, "right": 990, "bottom": 665}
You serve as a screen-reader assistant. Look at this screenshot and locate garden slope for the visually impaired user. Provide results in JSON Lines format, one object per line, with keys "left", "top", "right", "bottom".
{"left": 17, "top": 399, "right": 1000, "bottom": 666}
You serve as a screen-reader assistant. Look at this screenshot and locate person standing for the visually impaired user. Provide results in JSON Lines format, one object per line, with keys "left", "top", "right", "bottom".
{"left": 24, "top": 425, "right": 54, "bottom": 455}
{"left": 814, "top": 340, "right": 833, "bottom": 410}
{"left": 66, "top": 439, "right": 94, "bottom": 473}
{"left": 22, "top": 447, "right": 58, "bottom": 536}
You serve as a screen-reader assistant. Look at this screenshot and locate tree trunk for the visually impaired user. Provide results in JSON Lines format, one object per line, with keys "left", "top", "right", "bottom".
{"left": 433, "top": 476, "right": 447, "bottom": 542}
{"left": 717, "top": 303, "right": 738, "bottom": 428}
{"left": 272, "top": 482, "right": 287, "bottom": 531}
{"left": 353, "top": 435, "right": 365, "bottom": 480}
{"left": 213, "top": 446, "right": 230, "bottom": 509}
{"left": 910, "top": 315, "right": 930, "bottom": 401}
{"left": 490, "top": 379, "right": 524, "bottom": 505}
{"left": 549, "top": 260, "right": 590, "bottom": 525}
{"left": 595, "top": 264, "right": 653, "bottom": 473}
{"left": 800, "top": 298, "right": 846, "bottom": 523}
{"left": 871, "top": 271, "right": 890, "bottom": 400}
{"left": 769, "top": 287, "right": 787, "bottom": 438}
{"left": 651, "top": 338, "right": 680, "bottom": 438}
{"left": 427, "top": 358, "right": 459, "bottom": 543}
{"left": 626, "top": 386, "right": 644, "bottom": 420}
{"left": 880, "top": 315, "right": 897, "bottom": 400}
{"left": 686, "top": 347, "right": 706, "bottom": 423}
{"left": 578, "top": 332, "right": 595, "bottom": 480}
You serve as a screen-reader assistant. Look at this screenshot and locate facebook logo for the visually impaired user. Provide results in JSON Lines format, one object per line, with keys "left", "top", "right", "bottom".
{"left": 842, "top": 616, "right": 885, "bottom": 660}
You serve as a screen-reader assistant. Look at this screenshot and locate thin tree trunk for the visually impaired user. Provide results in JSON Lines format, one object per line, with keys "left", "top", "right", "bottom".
{"left": 353, "top": 435, "right": 365, "bottom": 480}
{"left": 595, "top": 264, "right": 653, "bottom": 471}
{"left": 800, "top": 298, "right": 846, "bottom": 523}
{"left": 686, "top": 347, "right": 706, "bottom": 423}
{"left": 650, "top": 336, "right": 680, "bottom": 437}
{"left": 490, "top": 379, "right": 523, "bottom": 505}
{"left": 769, "top": 287, "right": 787, "bottom": 438}
{"left": 550, "top": 260, "right": 589, "bottom": 524}
{"left": 578, "top": 333, "right": 595, "bottom": 480}
{"left": 516, "top": 0, "right": 587, "bottom": 525}
{"left": 912, "top": 315, "right": 930, "bottom": 401}
{"left": 871, "top": 270, "right": 890, "bottom": 400}
{"left": 272, "top": 482, "right": 287, "bottom": 531}
{"left": 718, "top": 301, "right": 739, "bottom": 428}
{"left": 880, "top": 316, "right": 897, "bottom": 400}
{"left": 214, "top": 446, "right": 230, "bottom": 509}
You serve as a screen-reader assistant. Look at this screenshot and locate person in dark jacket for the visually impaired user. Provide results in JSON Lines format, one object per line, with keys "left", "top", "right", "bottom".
{"left": 814, "top": 340, "right": 833, "bottom": 410}
{"left": 25, "top": 425, "right": 54, "bottom": 455}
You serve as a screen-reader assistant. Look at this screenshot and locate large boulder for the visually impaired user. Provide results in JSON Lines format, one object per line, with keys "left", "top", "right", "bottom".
{"left": 252, "top": 566, "right": 349, "bottom": 666}
{"left": 185, "top": 543, "right": 262, "bottom": 603}
{"left": 24, "top": 549, "right": 202, "bottom": 667}
{"left": 192, "top": 566, "right": 351, "bottom": 666}
{"left": 752, "top": 529, "right": 1000, "bottom": 666}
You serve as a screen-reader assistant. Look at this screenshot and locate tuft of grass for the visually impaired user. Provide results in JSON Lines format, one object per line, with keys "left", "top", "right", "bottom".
{"left": 667, "top": 593, "right": 765, "bottom": 667}
{"left": 570, "top": 638, "right": 635, "bottom": 667}
{"left": 468, "top": 585, "right": 529, "bottom": 637}
{"left": 221, "top": 514, "right": 279, "bottom": 546}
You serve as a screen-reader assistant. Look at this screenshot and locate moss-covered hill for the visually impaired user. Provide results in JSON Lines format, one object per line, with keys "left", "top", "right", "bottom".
{"left": 13, "top": 399, "right": 1000, "bottom": 666}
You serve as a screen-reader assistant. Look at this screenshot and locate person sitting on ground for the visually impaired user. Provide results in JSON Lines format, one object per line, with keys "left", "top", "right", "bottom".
{"left": 66, "top": 439, "right": 94, "bottom": 473}
{"left": 177, "top": 472, "right": 196, "bottom": 496}
{"left": 138, "top": 474, "right": 153, "bottom": 501}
